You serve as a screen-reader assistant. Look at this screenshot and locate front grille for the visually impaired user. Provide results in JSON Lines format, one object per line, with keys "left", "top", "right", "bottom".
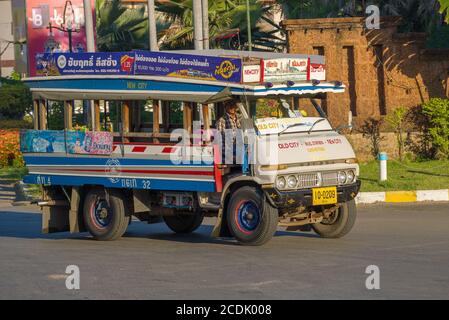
{"left": 297, "top": 173, "right": 320, "bottom": 189}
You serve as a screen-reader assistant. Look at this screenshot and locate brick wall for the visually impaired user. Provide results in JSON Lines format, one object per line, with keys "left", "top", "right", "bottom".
{"left": 281, "top": 17, "right": 449, "bottom": 128}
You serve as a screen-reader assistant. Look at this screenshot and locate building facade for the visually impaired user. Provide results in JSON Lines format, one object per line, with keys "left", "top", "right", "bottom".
{"left": 0, "top": 0, "right": 15, "bottom": 77}
{"left": 282, "top": 17, "right": 449, "bottom": 128}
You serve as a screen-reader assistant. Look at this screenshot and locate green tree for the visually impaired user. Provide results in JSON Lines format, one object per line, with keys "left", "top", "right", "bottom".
{"left": 156, "top": 0, "right": 284, "bottom": 51}
{"left": 0, "top": 77, "right": 32, "bottom": 120}
{"left": 96, "top": 0, "right": 169, "bottom": 51}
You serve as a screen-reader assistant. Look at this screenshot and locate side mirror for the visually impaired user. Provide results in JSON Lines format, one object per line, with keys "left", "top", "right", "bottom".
{"left": 335, "top": 124, "right": 352, "bottom": 133}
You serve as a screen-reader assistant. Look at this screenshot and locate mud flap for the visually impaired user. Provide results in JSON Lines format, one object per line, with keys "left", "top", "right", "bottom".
{"left": 42, "top": 206, "right": 70, "bottom": 234}
{"left": 69, "top": 187, "right": 85, "bottom": 233}
{"left": 211, "top": 208, "right": 232, "bottom": 238}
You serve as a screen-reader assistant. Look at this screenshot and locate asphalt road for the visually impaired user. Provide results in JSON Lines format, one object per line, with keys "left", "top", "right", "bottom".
{"left": 0, "top": 202, "right": 448, "bottom": 300}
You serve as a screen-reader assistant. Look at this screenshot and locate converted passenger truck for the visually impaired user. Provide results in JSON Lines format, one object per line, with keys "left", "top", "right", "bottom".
{"left": 21, "top": 50, "right": 360, "bottom": 245}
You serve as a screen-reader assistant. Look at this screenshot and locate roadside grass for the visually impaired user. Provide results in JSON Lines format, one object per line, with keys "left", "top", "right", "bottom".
{"left": 0, "top": 166, "right": 41, "bottom": 198}
{"left": 0, "top": 166, "right": 28, "bottom": 180}
{"left": 359, "top": 160, "right": 449, "bottom": 192}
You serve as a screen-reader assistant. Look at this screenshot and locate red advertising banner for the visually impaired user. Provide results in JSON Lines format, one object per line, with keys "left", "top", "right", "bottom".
{"left": 26, "top": 0, "right": 95, "bottom": 76}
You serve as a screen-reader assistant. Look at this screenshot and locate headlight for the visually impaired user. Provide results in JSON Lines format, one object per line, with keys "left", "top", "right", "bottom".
{"left": 287, "top": 175, "right": 297, "bottom": 189}
{"left": 338, "top": 171, "right": 347, "bottom": 184}
{"left": 276, "top": 176, "right": 286, "bottom": 190}
{"left": 347, "top": 170, "right": 355, "bottom": 183}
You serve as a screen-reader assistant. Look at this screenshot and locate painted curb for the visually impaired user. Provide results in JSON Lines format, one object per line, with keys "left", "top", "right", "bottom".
{"left": 356, "top": 189, "right": 449, "bottom": 204}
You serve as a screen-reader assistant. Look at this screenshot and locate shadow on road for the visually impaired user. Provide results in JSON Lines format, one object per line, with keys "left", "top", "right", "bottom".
{"left": 0, "top": 210, "right": 318, "bottom": 244}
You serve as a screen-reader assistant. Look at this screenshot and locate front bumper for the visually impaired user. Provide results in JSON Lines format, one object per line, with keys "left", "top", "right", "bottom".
{"left": 264, "top": 180, "right": 361, "bottom": 209}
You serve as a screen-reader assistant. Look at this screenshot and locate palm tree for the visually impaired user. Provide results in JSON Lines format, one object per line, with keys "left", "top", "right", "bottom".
{"left": 156, "top": 0, "right": 285, "bottom": 51}
{"left": 96, "top": 0, "right": 171, "bottom": 51}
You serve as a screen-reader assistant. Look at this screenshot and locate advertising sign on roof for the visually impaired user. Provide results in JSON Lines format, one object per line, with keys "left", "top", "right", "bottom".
{"left": 309, "top": 63, "right": 326, "bottom": 81}
{"left": 262, "top": 58, "right": 309, "bottom": 82}
{"left": 134, "top": 50, "right": 242, "bottom": 83}
{"left": 35, "top": 52, "right": 135, "bottom": 76}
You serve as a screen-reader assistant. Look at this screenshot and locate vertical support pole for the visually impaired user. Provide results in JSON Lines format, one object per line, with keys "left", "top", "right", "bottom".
{"left": 183, "top": 102, "right": 193, "bottom": 135}
{"left": 152, "top": 100, "right": 160, "bottom": 143}
{"left": 33, "top": 100, "right": 39, "bottom": 130}
{"left": 122, "top": 101, "right": 130, "bottom": 133}
{"left": 94, "top": 100, "right": 100, "bottom": 131}
{"left": 134, "top": 101, "right": 141, "bottom": 133}
{"left": 64, "top": 100, "right": 73, "bottom": 130}
{"left": 39, "top": 99, "right": 47, "bottom": 130}
{"left": 202, "top": 103, "right": 211, "bottom": 143}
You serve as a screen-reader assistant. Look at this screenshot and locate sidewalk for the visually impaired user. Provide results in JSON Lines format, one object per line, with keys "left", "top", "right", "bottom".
{"left": 0, "top": 178, "right": 18, "bottom": 207}
{"left": 356, "top": 189, "right": 449, "bottom": 204}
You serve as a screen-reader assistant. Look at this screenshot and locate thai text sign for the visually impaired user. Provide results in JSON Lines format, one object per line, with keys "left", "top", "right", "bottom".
{"left": 134, "top": 50, "right": 242, "bottom": 83}
{"left": 35, "top": 52, "right": 135, "bottom": 76}
{"left": 263, "top": 58, "right": 309, "bottom": 82}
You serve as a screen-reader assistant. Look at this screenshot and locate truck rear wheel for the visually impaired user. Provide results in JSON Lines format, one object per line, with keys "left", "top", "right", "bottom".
{"left": 312, "top": 199, "right": 357, "bottom": 238}
{"left": 83, "top": 188, "right": 130, "bottom": 241}
{"left": 227, "top": 186, "right": 278, "bottom": 246}
{"left": 164, "top": 212, "right": 204, "bottom": 234}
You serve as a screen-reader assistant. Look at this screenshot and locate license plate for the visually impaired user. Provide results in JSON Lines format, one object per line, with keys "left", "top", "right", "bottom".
{"left": 312, "top": 186, "right": 337, "bottom": 205}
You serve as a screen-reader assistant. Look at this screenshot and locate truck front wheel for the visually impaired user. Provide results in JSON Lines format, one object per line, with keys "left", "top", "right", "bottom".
{"left": 312, "top": 199, "right": 357, "bottom": 238}
{"left": 227, "top": 186, "right": 279, "bottom": 246}
{"left": 83, "top": 188, "right": 130, "bottom": 241}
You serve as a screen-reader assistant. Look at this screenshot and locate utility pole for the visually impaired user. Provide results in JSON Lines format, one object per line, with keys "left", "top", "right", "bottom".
{"left": 201, "top": 0, "right": 209, "bottom": 50}
{"left": 147, "top": 0, "right": 158, "bottom": 50}
{"left": 246, "top": 0, "right": 252, "bottom": 51}
{"left": 83, "top": 0, "right": 95, "bottom": 52}
{"left": 193, "top": 0, "right": 204, "bottom": 50}
{"left": 83, "top": 0, "right": 96, "bottom": 130}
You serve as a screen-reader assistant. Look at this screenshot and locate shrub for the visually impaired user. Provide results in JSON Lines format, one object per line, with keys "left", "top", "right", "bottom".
{"left": 405, "top": 105, "right": 437, "bottom": 160}
{"left": 0, "top": 119, "right": 33, "bottom": 130}
{"left": 421, "top": 98, "right": 449, "bottom": 159}
{"left": 385, "top": 106, "right": 408, "bottom": 161}
{"left": 359, "top": 117, "right": 385, "bottom": 158}
{"left": 0, "top": 130, "right": 24, "bottom": 168}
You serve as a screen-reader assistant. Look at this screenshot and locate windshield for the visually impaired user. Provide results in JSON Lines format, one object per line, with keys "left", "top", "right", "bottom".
{"left": 249, "top": 98, "right": 332, "bottom": 135}
{"left": 252, "top": 98, "right": 311, "bottom": 119}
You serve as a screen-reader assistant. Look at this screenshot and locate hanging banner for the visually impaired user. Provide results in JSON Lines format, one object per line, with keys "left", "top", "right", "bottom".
{"left": 262, "top": 58, "right": 309, "bottom": 82}
{"left": 35, "top": 52, "right": 135, "bottom": 76}
{"left": 66, "top": 131, "right": 113, "bottom": 155}
{"left": 20, "top": 130, "right": 66, "bottom": 153}
{"left": 134, "top": 50, "right": 242, "bottom": 83}
{"left": 20, "top": 130, "right": 113, "bottom": 155}
{"left": 26, "top": 0, "right": 96, "bottom": 76}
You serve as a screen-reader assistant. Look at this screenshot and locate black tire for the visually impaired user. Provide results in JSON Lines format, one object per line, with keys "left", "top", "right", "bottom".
{"left": 163, "top": 211, "right": 204, "bottom": 234}
{"left": 227, "top": 186, "right": 278, "bottom": 246}
{"left": 312, "top": 199, "right": 357, "bottom": 238}
{"left": 83, "top": 188, "right": 130, "bottom": 241}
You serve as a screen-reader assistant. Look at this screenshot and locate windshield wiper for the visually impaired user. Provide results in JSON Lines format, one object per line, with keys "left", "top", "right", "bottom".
{"left": 278, "top": 123, "right": 307, "bottom": 136}
{"left": 308, "top": 118, "right": 325, "bottom": 134}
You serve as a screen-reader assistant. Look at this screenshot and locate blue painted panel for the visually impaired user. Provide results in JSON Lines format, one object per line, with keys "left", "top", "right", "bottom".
{"left": 23, "top": 155, "right": 213, "bottom": 167}
{"left": 23, "top": 174, "right": 216, "bottom": 192}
